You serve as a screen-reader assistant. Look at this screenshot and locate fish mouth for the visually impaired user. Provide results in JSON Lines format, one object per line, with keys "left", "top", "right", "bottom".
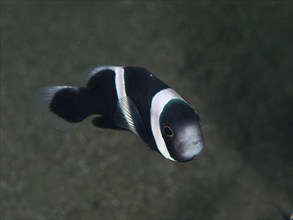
{"left": 192, "top": 140, "right": 201, "bottom": 147}
{"left": 188, "top": 140, "right": 204, "bottom": 154}
{"left": 179, "top": 140, "right": 199, "bottom": 148}
{"left": 175, "top": 139, "right": 204, "bottom": 161}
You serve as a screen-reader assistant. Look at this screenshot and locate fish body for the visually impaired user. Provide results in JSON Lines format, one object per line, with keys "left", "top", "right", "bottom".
{"left": 35, "top": 66, "right": 204, "bottom": 162}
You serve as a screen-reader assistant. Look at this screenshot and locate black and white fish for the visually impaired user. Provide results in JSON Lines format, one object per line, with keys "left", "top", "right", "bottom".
{"left": 34, "top": 66, "right": 204, "bottom": 162}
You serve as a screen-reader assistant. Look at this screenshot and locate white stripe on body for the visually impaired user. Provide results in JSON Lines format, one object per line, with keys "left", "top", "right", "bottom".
{"left": 114, "top": 67, "right": 137, "bottom": 134}
{"left": 150, "top": 88, "right": 186, "bottom": 161}
{"left": 115, "top": 67, "right": 126, "bottom": 98}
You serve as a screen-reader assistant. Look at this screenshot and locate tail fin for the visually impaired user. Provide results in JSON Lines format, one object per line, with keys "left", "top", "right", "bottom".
{"left": 34, "top": 86, "right": 94, "bottom": 131}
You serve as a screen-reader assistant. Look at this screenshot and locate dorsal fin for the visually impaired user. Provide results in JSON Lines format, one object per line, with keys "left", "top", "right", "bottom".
{"left": 87, "top": 66, "right": 117, "bottom": 81}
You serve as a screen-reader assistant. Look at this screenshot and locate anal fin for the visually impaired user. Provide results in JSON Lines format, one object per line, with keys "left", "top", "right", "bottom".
{"left": 92, "top": 116, "right": 123, "bottom": 130}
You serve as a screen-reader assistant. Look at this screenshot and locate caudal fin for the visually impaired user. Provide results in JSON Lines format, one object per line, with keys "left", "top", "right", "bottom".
{"left": 34, "top": 86, "right": 94, "bottom": 131}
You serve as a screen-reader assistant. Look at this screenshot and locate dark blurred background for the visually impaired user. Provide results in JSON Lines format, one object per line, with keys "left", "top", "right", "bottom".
{"left": 1, "top": 1, "right": 292, "bottom": 220}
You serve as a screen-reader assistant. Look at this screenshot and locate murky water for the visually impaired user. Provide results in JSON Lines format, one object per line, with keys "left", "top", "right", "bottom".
{"left": 1, "top": 2, "right": 292, "bottom": 219}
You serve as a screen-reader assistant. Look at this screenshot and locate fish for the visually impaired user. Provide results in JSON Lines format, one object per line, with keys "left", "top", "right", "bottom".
{"left": 34, "top": 66, "right": 204, "bottom": 162}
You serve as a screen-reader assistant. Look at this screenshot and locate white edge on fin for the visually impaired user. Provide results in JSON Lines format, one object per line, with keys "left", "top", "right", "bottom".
{"left": 87, "top": 66, "right": 118, "bottom": 81}
{"left": 34, "top": 86, "right": 82, "bottom": 132}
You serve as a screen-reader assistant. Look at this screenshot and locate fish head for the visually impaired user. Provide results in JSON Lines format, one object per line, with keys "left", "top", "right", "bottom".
{"left": 160, "top": 100, "right": 204, "bottom": 162}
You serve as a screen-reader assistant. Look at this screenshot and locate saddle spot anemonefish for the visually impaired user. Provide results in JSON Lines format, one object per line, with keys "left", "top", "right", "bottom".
{"left": 34, "top": 66, "right": 204, "bottom": 162}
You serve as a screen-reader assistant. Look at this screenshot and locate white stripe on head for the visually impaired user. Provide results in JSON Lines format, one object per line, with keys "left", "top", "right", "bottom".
{"left": 150, "top": 88, "right": 186, "bottom": 161}
{"left": 114, "top": 67, "right": 138, "bottom": 134}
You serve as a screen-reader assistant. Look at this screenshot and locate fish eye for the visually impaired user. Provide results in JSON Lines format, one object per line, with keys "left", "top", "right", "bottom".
{"left": 163, "top": 126, "right": 174, "bottom": 137}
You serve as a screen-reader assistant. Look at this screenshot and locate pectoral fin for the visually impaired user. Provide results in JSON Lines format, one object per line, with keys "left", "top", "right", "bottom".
{"left": 92, "top": 96, "right": 148, "bottom": 143}
{"left": 114, "top": 96, "right": 148, "bottom": 142}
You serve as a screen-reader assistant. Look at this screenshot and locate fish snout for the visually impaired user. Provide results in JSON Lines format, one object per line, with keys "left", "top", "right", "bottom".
{"left": 170, "top": 124, "right": 204, "bottom": 162}
{"left": 171, "top": 136, "right": 204, "bottom": 162}
{"left": 179, "top": 138, "right": 204, "bottom": 160}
